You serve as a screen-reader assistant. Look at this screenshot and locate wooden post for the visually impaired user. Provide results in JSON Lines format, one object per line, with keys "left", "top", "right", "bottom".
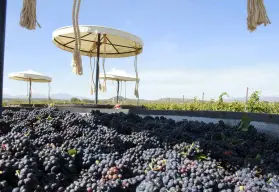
{"left": 0, "top": 0, "right": 7, "bottom": 116}
{"left": 202, "top": 92, "right": 204, "bottom": 102}
{"left": 116, "top": 80, "right": 120, "bottom": 103}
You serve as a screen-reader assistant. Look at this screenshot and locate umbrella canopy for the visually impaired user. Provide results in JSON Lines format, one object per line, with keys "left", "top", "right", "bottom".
{"left": 8, "top": 70, "right": 52, "bottom": 83}
{"left": 8, "top": 70, "right": 52, "bottom": 104}
{"left": 52, "top": 25, "right": 143, "bottom": 58}
{"left": 100, "top": 74, "right": 138, "bottom": 82}
{"left": 99, "top": 73, "right": 139, "bottom": 82}
{"left": 99, "top": 69, "right": 140, "bottom": 104}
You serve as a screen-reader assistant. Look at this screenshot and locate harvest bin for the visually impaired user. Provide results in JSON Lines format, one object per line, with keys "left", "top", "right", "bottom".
{"left": 1, "top": 107, "right": 279, "bottom": 191}
{"left": 54, "top": 104, "right": 146, "bottom": 114}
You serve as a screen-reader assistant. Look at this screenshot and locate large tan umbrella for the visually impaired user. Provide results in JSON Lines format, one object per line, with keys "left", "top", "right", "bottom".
{"left": 52, "top": 25, "right": 143, "bottom": 104}
{"left": 99, "top": 70, "right": 139, "bottom": 104}
{"left": 8, "top": 70, "right": 52, "bottom": 104}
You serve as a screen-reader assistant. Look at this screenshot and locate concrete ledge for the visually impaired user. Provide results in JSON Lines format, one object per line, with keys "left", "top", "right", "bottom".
{"left": 3, "top": 106, "right": 279, "bottom": 124}
{"left": 3, "top": 107, "right": 41, "bottom": 111}
{"left": 54, "top": 107, "right": 279, "bottom": 124}
{"left": 54, "top": 104, "right": 146, "bottom": 110}
{"left": 129, "top": 109, "right": 279, "bottom": 124}
{"left": 55, "top": 106, "right": 130, "bottom": 114}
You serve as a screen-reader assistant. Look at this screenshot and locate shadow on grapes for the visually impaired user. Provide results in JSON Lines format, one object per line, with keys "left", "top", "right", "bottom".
{"left": 0, "top": 108, "right": 278, "bottom": 191}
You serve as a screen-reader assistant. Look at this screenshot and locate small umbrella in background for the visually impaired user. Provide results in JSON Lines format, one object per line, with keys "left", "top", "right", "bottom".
{"left": 99, "top": 69, "right": 139, "bottom": 104}
{"left": 8, "top": 70, "right": 52, "bottom": 104}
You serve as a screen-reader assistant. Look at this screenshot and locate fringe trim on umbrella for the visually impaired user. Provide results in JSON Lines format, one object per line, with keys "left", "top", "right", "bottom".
{"left": 89, "top": 57, "right": 96, "bottom": 95}
{"left": 88, "top": 36, "right": 98, "bottom": 94}
{"left": 48, "top": 82, "right": 51, "bottom": 100}
{"left": 100, "top": 34, "right": 107, "bottom": 92}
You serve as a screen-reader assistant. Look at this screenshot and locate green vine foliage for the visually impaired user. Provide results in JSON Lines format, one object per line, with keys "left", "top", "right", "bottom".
{"left": 144, "top": 91, "right": 279, "bottom": 114}
{"left": 4, "top": 90, "right": 279, "bottom": 114}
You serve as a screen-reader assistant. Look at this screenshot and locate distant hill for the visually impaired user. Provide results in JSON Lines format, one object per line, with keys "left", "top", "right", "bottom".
{"left": 3, "top": 93, "right": 89, "bottom": 100}
{"left": 51, "top": 93, "right": 74, "bottom": 100}
{"left": 108, "top": 96, "right": 148, "bottom": 103}
{"left": 228, "top": 96, "right": 279, "bottom": 102}
{"left": 158, "top": 97, "right": 194, "bottom": 102}
{"left": 109, "top": 96, "right": 125, "bottom": 101}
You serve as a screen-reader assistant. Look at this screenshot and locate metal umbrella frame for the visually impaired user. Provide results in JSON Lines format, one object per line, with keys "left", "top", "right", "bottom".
{"left": 8, "top": 70, "right": 52, "bottom": 104}
{"left": 99, "top": 73, "right": 139, "bottom": 104}
{"left": 52, "top": 25, "right": 143, "bottom": 104}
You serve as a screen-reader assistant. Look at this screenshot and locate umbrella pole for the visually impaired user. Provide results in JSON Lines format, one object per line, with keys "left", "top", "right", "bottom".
{"left": 95, "top": 33, "right": 101, "bottom": 104}
{"left": 116, "top": 80, "right": 120, "bottom": 104}
{"left": 29, "top": 79, "right": 31, "bottom": 105}
{"left": 0, "top": 0, "right": 7, "bottom": 116}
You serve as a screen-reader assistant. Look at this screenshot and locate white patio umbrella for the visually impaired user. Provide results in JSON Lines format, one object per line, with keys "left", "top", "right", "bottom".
{"left": 99, "top": 70, "right": 139, "bottom": 104}
{"left": 8, "top": 70, "right": 52, "bottom": 104}
{"left": 52, "top": 25, "right": 143, "bottom": 104}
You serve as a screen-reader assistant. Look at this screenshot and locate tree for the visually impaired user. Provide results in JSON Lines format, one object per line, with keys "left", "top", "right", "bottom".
{"left": 82, "top": 99, "right": 93, "bottom": 103}
{"left": 70, "top": 97, "right": 81, "bottom": 103}
{"left": 247, "top": 91, "right": 261, "bottom": 112}
{"left": 217, "top": 92, "right": 229, "bottom": 110}
{"left": 218, "top": 92, "right": 229, "bottom": 103}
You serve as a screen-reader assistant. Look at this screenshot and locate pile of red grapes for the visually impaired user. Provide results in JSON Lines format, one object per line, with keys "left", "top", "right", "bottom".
{"left": 0, "top": 107, "right": 279, "bottom": 191}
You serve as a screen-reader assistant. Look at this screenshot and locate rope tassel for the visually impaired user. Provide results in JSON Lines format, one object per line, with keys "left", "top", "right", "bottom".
{"left": 89, "top": 57, "right": 96, "bottom": 95}
{"left": 101, "top": 34, "right": 107, "bottom": 92}
{"left": 48, "top": 82, "right": 51, "bottom": 100}
{"left": 247, "top": 0, "right": 271, "bottom": 32}
{"left": 20, "top": 0, "right": 41, "bottom": 30}
{"left": 134, "top": 50, "right": 139, "bottom": 99}
{"left": 71, "top": 0, "right": 83, "bottom": 75}
{"left": 88, "top": 36, "right": 98, "bottom": 95}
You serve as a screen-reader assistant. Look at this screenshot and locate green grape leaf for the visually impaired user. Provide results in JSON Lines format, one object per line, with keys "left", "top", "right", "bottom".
{"left": 24, "top": 130, "right": 30, "bottom": 137}
{"left": 68, "top": 149, "right": 77, "bottom": 157}
{"left": 238, "top": 114, "right": 251, "bottom": 131}
{"left": 255, "top": 154, "right": 261, "bottom": 160}
{"left": 15, "top": 170, "right": 20, "bottom": 176}
{"left": 198, "top": 154, "right": 207, "bottom": 160}
{"left": 148, "top": 163, "right": 153, "bottom": 170}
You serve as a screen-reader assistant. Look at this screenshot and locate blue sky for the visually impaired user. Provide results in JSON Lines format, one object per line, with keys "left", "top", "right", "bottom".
{"left": 3, "top": 0, "right": 279, "bottom": 100}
